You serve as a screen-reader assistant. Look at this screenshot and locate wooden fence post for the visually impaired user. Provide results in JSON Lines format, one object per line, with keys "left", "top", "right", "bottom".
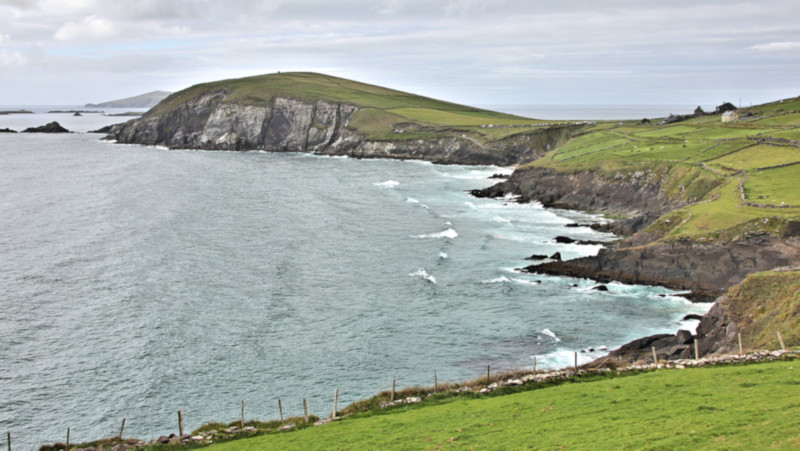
{"left": 574, "top": 352, "right": 578, "bottom": 375}
{"left": 331, "top": 389, "right": 339, "bottom": 419}
{"left": 278, "top": 399, "right": 284, "bottom": 422}
{"left": 778, "top": 330, "right": 786, "bottom": 350}
{"left": 533, "top": 356, "right": 536, "bottom": 373}
{"left": 391, "top": 378, "right": 396, "bottom": 402}
{"left": 652, "top": 346, "right": 658, "bottom": 365}
{"left": 694, "top": 340, "right": 700, "bottom": 361}
{"left": 738, "top": 332, "right": 743, "bottom": 355}
{"left": 240, "top": 401, "right": 244, "bottom": 429}
{"left": 486, "top": 364, "right": 490, "bottom": 381}
{"left": 65, "top": 428, "right": 70, "bottom": 451}
{"left": 119, "top": 418, "right": 125, "bottom": 441}
{"left": 434, "top": 371, "right": 438, "bottom": 393}
{"left": 303, "top": 398, "right": 309, "bottom": 423}
{"left": 7, "top": 431, "right": 11, "bottom": 451}
{"left": 178, "top": 411, "right": 183, "bottom": 437}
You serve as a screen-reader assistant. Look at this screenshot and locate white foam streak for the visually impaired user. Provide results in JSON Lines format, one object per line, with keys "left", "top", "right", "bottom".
{"left": 413, "top": 228, "right": 458, "bottom": 239}
{"left": 541, "top": 328, "right": 561, "bottom": 342}
{"left": 439, "top": 252, "right": 448, "bottom": 259}
{"left": 409, "top": 268, "right": 437, "bottom": 284}
{"left": 374, "top": 180, "right": 399, "bottom": 188}
{"left": 482, "top": 276, "right": 511, "bottom": 284}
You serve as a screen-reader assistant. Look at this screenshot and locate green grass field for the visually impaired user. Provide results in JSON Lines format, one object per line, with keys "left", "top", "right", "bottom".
{"left": 206, "top": 360, "right": 800, "bottom": 450}
{"left": 524, "top": 95, "right": 800, "bottom": 241}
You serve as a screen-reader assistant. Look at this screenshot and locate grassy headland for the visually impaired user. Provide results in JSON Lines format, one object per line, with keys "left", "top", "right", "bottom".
{"left": 148, "top": 72, "right": 583, "bottom": 144}
{"left": 522, "top": 97, "right": 800, "bottom": 242}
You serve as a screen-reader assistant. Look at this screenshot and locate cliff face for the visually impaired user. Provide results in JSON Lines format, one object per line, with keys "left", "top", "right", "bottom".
{"left": 528, "top": 234, "right": 800, "bottom": 301}
{"left": 472, "top": 166, "right": 682, "bottom": 235}
{"left": 478, "top": 167, "right": 800, "bottom": 300}
{"left": 106, "top": 91, "right": 576, "bottom": 166}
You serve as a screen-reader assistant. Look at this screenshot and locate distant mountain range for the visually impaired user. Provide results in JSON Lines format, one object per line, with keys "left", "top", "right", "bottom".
{"left": 85, "top": 91, "right": 171, "bottom": 108}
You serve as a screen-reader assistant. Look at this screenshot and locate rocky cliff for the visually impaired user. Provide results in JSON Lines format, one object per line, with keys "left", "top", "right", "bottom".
{"left": 473, "top": 165, "right": 800, "bottom": 300}
{"left": 471, "top": 166, "right": 685, "bottom": 235}
{"left": 104, "top": 91, "right": 577, "bottom": 166}
{"left": 528, "top": 234, "right": 800, "bottom": 301}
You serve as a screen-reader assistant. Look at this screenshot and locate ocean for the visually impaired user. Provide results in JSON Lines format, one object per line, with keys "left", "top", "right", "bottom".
{"left": 0, "top": 108, "right": 710, "bottom": 449}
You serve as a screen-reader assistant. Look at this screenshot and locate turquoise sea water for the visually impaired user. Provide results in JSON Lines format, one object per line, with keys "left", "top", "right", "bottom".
{"left": 0, "top": 111, "right": 710, "bottom": 449}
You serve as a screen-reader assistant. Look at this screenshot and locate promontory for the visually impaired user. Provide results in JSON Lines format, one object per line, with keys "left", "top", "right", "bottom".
{"left": 100, "top": 72, "right": 587, "bottom": 166}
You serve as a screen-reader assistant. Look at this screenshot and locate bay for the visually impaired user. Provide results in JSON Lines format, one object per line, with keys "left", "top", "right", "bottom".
{"left": 0, "top": 111, "right": 709, "bottom": 449}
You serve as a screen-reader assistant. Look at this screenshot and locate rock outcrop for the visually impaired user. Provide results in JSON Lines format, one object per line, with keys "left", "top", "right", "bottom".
{"left": 471, "top": 166, "right": 683, "bottom": 235}
{"left": 22, "top": 121, "right": 70, "bottom": 133}
{"left": 526, "top": 234, "right": 800, "bottom": 301}
{"left": 104, "top": 92, "right": 578, "bottom": 165}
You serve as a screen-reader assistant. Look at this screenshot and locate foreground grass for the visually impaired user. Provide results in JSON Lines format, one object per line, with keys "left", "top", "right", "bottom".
{"left": 207, "top": 360, "right": 800, "bottom": 450}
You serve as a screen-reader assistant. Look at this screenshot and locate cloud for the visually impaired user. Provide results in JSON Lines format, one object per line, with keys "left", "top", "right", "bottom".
{"left": 0, "top": 49, "right": 27, "bottom": 66}
{"left": 54, "top": 14, "right": 117, "bottom": 41}
{"left": 749, "top": 41, "right": 800, "bottom": 52}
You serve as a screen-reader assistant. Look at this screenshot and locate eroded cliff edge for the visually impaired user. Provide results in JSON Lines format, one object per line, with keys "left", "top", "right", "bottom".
{"left": 102, "top": 91, "right": 579, "bottom": 166}
{"left": 473, "top": 164, "right": 800, "bottom": 356}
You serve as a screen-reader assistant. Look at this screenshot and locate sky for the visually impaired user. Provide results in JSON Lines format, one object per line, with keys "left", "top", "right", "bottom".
{"left": 1, "top": 0, "right": 799, "bottom": 107}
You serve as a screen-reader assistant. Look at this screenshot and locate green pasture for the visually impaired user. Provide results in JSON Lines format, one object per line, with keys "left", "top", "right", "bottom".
{"left": 707, "top": 144, "right": 800, "bottom": 171}
{"left": 746, "top": 164, "right": 800, "bottom": 207}
{"left": 206, "top": 360, "right": 800, "bottom": 450}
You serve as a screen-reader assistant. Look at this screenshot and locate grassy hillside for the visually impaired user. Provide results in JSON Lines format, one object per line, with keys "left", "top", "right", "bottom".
{"left": 722, "top": 271, "right": 800, "bottom": 350}
{"left": 524, "top": 97, "right": 800, "bottom": 242}
{"left": 149, "top": 72, "right": 580, "bottom": 144}
{"left": 204, "top": 359, "right": 800, "bottom": 450}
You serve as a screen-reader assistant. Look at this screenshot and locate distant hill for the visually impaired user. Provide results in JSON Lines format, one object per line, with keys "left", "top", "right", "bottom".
{"left": 102, "top": 72, "right": 581, "bottom": 165}
{"left": 85, "top": 91, "right": 171, "bottom": 108}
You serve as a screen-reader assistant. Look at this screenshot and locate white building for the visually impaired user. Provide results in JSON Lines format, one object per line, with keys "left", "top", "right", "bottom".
{"left": 722, "top": 111, "right": 739, "bottom": 123}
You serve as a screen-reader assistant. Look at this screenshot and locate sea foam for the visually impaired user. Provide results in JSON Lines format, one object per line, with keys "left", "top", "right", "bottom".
{"left": 409, "top": 268, "right": 437, "bottom": 284}
{"left": 413, "top": 228, "right": 458, "bottom": 239}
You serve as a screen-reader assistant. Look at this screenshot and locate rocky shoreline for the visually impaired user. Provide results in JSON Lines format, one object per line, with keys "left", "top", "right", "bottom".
{"left": 474, "top": 163, "right": 800, "bottom": 330}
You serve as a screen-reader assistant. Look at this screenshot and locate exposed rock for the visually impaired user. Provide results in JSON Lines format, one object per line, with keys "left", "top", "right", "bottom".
{"left": 278, "top": 423, "right": 296, "bottom": 432}
{"left": 471, "top": 166, "right": 683, "bottom": 235}
{"left": 784, "top": 221, "right": 800, "bottom": 238}
{"left": 22, "top": 121, "right": 70, "bottom": 133}
{"left": 549, "top": 252, "right": 562, "bottom": 261}
{"left": 676, "top": 329, "right": 693, "bottom": 345}
{"left": 525, "top": 254, "right": 548, "bottom": 261}
{"left": 104, "top": 90, "right": 582, "bottom": 165}
{"left": 555, "top": 236, "right": 576, "bottom": 244}
{"left": 682, "top": 314, "right": 704, "bottom": 321}
{"left": 0, "top": 128, "right": 16, "bottom": 133}
{"left": 591, "top": 285, "right": 609, "bottom": 292}
{"left": 694, "top": 299, "right": 740, "bottom": 356}
{"left": 525, "top": 234, "right": 800, "bottom": 302}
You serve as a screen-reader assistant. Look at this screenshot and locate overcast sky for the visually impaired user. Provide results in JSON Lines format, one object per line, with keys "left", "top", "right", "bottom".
{"left": 1, "top": 0, "right": 798, "bottom": 107}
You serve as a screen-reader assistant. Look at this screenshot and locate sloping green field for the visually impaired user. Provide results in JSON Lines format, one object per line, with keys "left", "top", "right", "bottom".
{"left": 207, "top": 360, "right": 800, "bottom": 450}
{"left": 526, "top": 96, "right": 800, "bottom": 241}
